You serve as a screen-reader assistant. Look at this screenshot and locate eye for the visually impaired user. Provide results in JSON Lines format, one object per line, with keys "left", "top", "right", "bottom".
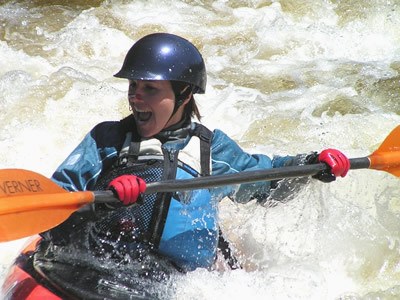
{"left": 143, "top": 84, "right": 158, "bottom": 94}
{"left": 128, "top": 81, "right": 137, "bottom": 96}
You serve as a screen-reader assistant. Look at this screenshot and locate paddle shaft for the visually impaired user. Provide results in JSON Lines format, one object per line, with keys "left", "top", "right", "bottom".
{"left": 2, "top": 125, "right": 398, "bottom": 242}
{"left": 93, "top": 157, "right": 371, "bottom": 201}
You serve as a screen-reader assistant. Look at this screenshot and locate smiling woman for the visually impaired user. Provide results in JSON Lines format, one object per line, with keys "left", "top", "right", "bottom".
{"left": 115, "top": 33, "right": 208, "bottom": 137}
{"left": 127, "top": 80, "right": 179, "bottom": 137}
{"left": 1, "top": 0, "right": 400, "bottom": 299}
{"left": 8, "top": 32, "right": 349, "bottom": 299}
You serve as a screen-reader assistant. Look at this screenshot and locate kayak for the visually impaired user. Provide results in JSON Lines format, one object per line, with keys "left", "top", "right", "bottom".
{"left": 1, "top": 236, "right": 179, "bottom": 300}
{"left": 1, "top": 237, "right": 61, "bottom": 300}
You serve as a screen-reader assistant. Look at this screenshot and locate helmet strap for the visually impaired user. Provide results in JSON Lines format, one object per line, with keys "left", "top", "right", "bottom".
{"left": 169, "top": 84, "right": 193, "bottom": 119}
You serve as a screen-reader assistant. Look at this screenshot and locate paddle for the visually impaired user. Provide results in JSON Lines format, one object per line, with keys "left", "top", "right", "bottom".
{"left": 1, "top": 126, "right": 399, "bottom": 242}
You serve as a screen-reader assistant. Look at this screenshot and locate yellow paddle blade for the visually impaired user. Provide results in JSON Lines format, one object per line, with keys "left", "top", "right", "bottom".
{"left": 0, "top": 169, "right": 94, "bottom": 242}
{"left": 369, "top": 125, "right": 400, "bottom": 177}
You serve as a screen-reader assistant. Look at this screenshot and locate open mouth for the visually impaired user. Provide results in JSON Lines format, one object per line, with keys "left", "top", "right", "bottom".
{"left": 135, "top": 109, "right": 152, "bottom": 122}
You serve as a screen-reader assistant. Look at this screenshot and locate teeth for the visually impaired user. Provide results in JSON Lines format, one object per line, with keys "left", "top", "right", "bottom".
{"left": 135, "top": 108, "right": 150, "bottom": 113}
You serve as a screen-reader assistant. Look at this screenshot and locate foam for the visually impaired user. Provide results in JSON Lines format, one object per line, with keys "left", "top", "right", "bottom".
{"left": 1, "top": 1, "right": 400, "bottom": 298}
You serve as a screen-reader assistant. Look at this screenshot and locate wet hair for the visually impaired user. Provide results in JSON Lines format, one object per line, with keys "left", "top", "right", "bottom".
{"left": 171, "top": 81, "right": 202, "bottom": 121}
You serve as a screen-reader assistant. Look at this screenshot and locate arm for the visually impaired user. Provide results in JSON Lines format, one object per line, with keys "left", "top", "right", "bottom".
{"left": 210, "top": 129, "right": 349, "bottom": 204}
{"left": 210, "top": 129, "right": 281, "bottom": 203}
{"left": 51, "top": 121, "right": 123, "bottom": 191}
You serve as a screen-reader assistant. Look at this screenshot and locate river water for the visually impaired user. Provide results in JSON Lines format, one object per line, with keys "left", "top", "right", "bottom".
{"left": 1, "top": 0, "right": 400, "bottom": 299}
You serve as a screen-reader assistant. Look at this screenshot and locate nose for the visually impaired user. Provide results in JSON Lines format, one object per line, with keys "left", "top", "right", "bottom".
{"left": 128, "top": 92, "right": 143, "bottom": 102}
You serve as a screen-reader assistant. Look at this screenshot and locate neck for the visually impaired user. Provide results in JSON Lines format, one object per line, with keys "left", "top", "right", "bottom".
{"left": 155, "top": 115, "right": 191, "bottom": 143}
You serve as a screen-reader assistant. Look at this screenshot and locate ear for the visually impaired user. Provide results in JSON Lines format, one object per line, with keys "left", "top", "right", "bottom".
{"left": 182, "top": 92, "right": 192, "bottom": 105}
{"left": 176, "top": 95, "right": 191, "bottom": 107}
{"left": 176, "top": 85, "right": 192, "bottom": 106}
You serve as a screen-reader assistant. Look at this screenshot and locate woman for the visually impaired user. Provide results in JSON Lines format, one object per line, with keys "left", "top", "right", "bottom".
{"left": 37, "top": 33, "right": 349, "bottom": 298}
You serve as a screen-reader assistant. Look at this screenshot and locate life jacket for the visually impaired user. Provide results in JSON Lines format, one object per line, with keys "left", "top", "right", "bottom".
{"left": 93, "top": 117, "right": 218, "bottom": 271}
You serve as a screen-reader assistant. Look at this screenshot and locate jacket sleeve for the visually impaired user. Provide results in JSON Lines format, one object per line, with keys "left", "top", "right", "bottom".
{"left": 51, "top": 121, "right": 123, "bottom": 191}
{"left": 210, "top": 129, "right": 274, "bottom": 203}
{"left": 210, "top": 129, "right": 310, "bottom": 203}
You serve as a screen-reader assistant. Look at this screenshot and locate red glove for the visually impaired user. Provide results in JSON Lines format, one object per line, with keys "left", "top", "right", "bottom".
{"left": 108, "top": 175, "right": 146, "bottom": 205}
{"left": 318, "top": 148, "right": 350, "bottom": 179}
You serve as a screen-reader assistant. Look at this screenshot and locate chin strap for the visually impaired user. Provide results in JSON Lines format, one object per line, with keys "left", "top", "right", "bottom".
{"left": 161, "top": 83, "right": 194, "bottom": 131}
{"left": 170, "top": 85, "right": 193, "bottom": 117}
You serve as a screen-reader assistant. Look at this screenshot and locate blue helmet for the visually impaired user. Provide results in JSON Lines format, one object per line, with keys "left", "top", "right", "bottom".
{"left": 114, "top": 33, "right": 206, "bottom": 94}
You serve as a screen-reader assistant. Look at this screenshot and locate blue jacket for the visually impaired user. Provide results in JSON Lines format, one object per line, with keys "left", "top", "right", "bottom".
{"left": 52, "top": 122, "right": 292, "bottom": 200}
{"left": 51, "top": 119, "right": 297, "bottom": 270}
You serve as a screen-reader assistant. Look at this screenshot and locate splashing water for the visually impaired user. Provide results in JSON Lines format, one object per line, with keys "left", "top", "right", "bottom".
{"left": 1, "top": 0, "right": 400, "bottom": 299}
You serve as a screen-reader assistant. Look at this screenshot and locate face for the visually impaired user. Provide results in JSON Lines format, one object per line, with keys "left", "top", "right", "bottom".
{"left": 128, "top": 80, "right": 185, "bottom": 137}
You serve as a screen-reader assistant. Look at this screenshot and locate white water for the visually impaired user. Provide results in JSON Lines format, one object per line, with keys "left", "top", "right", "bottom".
{"left": 1, "top": 0, "right": 400, "bottom": 299}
